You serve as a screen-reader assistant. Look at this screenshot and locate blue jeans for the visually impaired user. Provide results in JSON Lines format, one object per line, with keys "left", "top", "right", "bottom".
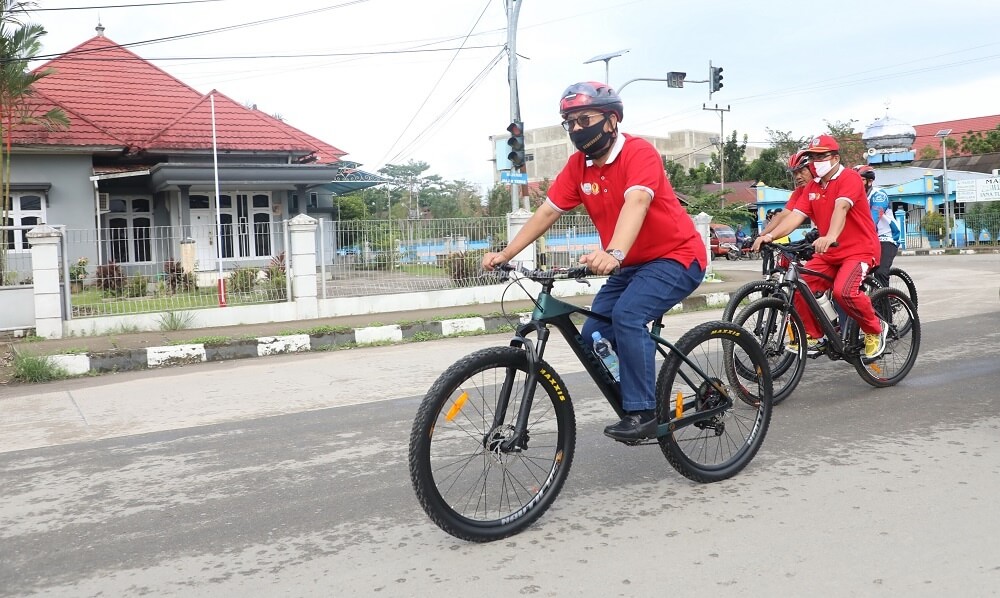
{"left": 581, "top": 258, "right": 705, "bottom": 412}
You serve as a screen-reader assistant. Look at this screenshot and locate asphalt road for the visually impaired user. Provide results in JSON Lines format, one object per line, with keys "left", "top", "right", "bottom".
{"left": 1, "top": 254, "right": 999, "bottom": 597}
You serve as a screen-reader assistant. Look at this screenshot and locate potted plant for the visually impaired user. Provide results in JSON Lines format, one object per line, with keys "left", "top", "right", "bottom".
{"left": 69, "top": 257, "right": 89, "bottom": 292}
{"left": 921, "top": 211, "right": 947, "bottom": 247}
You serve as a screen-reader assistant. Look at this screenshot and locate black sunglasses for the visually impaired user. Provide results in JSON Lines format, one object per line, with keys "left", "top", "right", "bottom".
{"left": 561, "top": 112, "right": 607, "bottom": 131}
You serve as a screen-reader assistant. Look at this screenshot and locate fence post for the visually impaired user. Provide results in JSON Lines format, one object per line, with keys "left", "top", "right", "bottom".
{"left": 693, "top": 212, "right": 713, "bottom": 279}
{"left": 507, "top": 209, "right": 536, "bottom": 268}
{"left": 288, "top": 213, "right": 319, "bottom": 320}
{"left": 27, "top": 224, "right": 64, "bottom": 339}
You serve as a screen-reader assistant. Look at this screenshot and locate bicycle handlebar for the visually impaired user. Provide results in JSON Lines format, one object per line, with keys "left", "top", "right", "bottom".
{"left": 497, "top": 263, "right": 595, "bottom": 282}
{"left": 763, "top": 228, "right": 837, "bottom": 262}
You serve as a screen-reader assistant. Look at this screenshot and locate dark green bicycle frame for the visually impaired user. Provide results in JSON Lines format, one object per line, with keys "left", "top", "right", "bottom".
{"left": 492, "top": 278, "right": 732, "bottom": 452}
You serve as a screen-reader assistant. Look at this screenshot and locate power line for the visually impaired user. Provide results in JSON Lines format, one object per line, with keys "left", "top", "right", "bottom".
{"left": 28, "top": 0, "right": 375, "bottom": 61}
{"left": 23, "top": 45, "right": 503, "bottom": 62}
{"left": 378, "top": 0, "right": 494, "bottom": 168}
{"left": 391, "top": 48, "right": 506, "bottom": 163}
{"left": 28, "top": 0, "right": 224, "bottom": 10}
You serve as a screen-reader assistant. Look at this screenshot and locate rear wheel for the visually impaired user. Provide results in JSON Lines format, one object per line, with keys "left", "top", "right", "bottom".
{"left": 656, "top": 321, "right": 773, "bottom": 483}
{"left": 845, "top": 288, "right": 920, "bottom": 387}
{"left": 732, "top": 296, "right": 807, "bottom": 404}
{"left": 409, "top": 346, "right": 576, "bottom": 542}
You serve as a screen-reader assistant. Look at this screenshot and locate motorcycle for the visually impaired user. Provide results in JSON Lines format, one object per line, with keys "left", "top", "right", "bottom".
{"left": 722, "top": 237, "right": 760, "bottom": 260}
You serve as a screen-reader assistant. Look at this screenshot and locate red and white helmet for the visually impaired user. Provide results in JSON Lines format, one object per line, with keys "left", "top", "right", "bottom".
{"left": 853, "top": 164, "right": 876, "bottom": 180}
{"left": 559, "top": 81, "right": 624, "bottom": 121}
{"left": 787, "top": 150, "right": 809, "bottom": 172}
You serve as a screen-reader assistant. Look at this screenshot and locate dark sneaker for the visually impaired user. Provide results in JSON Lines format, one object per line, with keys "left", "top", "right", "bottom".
{"left": 604, "top": 410, "right": 657, "bottom": 441}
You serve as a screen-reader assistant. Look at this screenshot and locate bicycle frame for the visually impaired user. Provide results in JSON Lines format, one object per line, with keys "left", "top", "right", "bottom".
{"left": 769, "top": 251, "right": 863, "bottom": 360}
{"left": 494, "top": 270, "right": 731, "bottom": 451}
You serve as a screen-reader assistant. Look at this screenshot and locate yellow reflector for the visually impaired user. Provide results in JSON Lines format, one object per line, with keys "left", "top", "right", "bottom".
{"left": 445, "top": 391, "right": 469, "bottom": 421}
{"left": 675, "top": 391, "right": 683, "bottom": 418}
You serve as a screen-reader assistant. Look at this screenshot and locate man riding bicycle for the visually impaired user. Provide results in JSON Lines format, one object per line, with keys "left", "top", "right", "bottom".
{"left": 855, "top": 165, "right": 902, "bottom": 287}
{"left": 752, "top": 135, "right": 888, "bottom": 359}
{"left": 481, "top": 81, "right": 706, "bottom": 441}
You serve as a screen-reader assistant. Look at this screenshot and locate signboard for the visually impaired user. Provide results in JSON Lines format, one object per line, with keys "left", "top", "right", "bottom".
{"left": 500, "top": 171, "right": 529, "bottom": 184}
{"left": 955, "top": 177, "right": 1000, "bottom": 203}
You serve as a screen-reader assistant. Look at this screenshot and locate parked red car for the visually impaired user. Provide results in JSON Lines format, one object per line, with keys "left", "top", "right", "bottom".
{"left": 709, "top": 223, "right": 738, "bottom": 259}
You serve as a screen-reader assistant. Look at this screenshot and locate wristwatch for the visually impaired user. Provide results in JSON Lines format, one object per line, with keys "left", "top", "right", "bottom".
{"left": 606, "top": 248, "right": 625, "bottom": 263}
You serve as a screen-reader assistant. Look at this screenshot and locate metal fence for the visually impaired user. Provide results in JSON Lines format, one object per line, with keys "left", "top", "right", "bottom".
{"left": 314, "top": 214, "right": 603, "bottom": 298}
{"left": 902, "top": 208, "right": 1000, "bottom": 249}
{"left": 63, "top": 222, "right": 291, "bottom": 318}
{"left": 17, "top": 209, "right": 1000, "bottom": 322}
{"left": 1, "top": 225, "right": 37, "bottom": 286}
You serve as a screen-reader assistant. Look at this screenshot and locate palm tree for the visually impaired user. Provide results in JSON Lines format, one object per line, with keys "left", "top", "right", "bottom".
{"left": 0, "top": 1, "right": 68, "bottom": 281}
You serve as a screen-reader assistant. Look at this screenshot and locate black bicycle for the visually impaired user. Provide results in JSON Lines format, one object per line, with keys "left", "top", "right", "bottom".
{"left": 730, "top": 239, "right": 920, "bottom": 404}
{"left": 409, "top": 264, "right": 773, "bottom": 542}
{"left": 722, "top": 234, "right": 918, "bottom": 323}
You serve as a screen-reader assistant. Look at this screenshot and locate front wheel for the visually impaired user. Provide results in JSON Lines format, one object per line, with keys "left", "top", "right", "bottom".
{"left": 722, "top": 278, "right": 781, "bottom": 322}
{"left": 409, "top": 346, "right": 576, "bottom": 542}
{"left": 732, "top": 296, "right": 807, "bottom": 404}
{"left": 888, "top": 267, "right": 918, "bottom": 310}
{"left": 845, "top": 287, "right": 920, "bottom": 387}
{"left": 656, "top": 321, "right": 773, "bottom": 483}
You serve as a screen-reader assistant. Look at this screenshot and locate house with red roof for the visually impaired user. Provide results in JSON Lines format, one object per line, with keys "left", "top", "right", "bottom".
{"left": 912, "top": 115, "right": 1000, "bottom": 158}
{"left": 7, "top": 26, "right": 379, "bottom": 273}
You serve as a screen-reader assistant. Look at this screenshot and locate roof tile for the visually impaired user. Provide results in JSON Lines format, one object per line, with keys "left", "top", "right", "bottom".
{"left": 15, "top": 35, "right": 347, "bottom": 162}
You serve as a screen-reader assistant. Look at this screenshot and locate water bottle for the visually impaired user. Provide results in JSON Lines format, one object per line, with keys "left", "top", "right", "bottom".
{"left": 815, "top": 291, "right": 838, "bottom": 324}
{"left": 592, "top": 331, "right": 620, "bottom": 382}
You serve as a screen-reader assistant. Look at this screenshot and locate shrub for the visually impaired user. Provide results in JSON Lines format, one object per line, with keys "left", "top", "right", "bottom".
{"left": 95, "top": 262, "right": 126, "bottom": 295}
{"left": 70, "top": 257, "right": 89, "bottom": 283}
{"left": 163, "top": 258, "right": 195, "bottom": 293}
{"left": 227, "top": 266, "right": 257, "bottom": 294}
{"left": 445, "top": 250, "right": 496, "bottom": 285}
{"left": 123, "top": 274, "right": 150, "bottom": 298}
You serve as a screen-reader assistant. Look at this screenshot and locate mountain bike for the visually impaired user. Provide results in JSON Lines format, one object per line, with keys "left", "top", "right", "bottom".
{"left": 409, "top": 264, "right": 773, "bottom": 542}
{"left": 730, "top": 239, "right": 920, "bottom": 404}
{"left": 721, "top": 233, "right": 918, "bottom": 323}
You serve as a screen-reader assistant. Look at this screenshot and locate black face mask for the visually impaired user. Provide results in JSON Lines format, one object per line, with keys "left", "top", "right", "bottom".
{"left": 569, "top": 115, "right": 615, "bottom": 159}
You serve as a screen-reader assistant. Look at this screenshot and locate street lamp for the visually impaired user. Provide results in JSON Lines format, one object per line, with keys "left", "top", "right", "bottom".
{"left": 583, "top": 49, "right": 629, "bottom": 84}
{"left": 935, "top": 129, "right": 952, "bottom": 247}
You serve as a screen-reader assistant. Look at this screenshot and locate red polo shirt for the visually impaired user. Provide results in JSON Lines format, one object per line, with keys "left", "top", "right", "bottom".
{"left": 546, "top": 133, "right": 705, "bottom": 269}
{"left": 789, "top": 165, "right": 879, "bottom": 260}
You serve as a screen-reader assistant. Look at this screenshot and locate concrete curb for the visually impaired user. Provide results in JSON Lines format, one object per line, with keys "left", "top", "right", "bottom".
{"left": 37, "top": 290, "right": 737, "bottom": 376}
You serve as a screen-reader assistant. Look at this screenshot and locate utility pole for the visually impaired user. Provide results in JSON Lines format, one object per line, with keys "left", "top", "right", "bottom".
{"left": 936, "top": 129, "right": 953, "bottom": 247}
{"left": 703, "top": 103, "right": 731, "bottom": 202}
{"left": 506, "top": 0, "right": 525, "bottom": 212}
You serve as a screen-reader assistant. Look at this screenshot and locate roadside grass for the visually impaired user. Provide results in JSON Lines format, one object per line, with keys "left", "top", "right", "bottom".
{"left": 12, "top": 353, "right": 68, "bottom": 383}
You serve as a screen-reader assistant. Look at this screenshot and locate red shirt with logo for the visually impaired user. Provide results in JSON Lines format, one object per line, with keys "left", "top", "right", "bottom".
{"left": 788, "top": 165, "right": 879, "bottom": 260}
{"left": 546, "top": 133, "right": 705, "bottom": 269}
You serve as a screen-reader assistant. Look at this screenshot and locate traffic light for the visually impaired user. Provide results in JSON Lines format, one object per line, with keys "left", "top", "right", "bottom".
{"left": 667, "top": 71, "right": 686, "bottom": 88}
{"left": 507, "top": 121, "right": 526, "bottom": 169}
{"left": 710, "top": 66, "right": 724, "bottom": 93}
{"left": 931, "top": 174, "right": 943, "bottom": 194}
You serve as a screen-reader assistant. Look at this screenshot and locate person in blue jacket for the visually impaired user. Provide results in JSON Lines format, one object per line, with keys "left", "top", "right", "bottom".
{"left": 855, "top": 165, "right": 901, "bottom": 286}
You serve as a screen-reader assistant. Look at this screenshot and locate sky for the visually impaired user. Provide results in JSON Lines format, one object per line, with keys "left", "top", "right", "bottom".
{"left": 25, "top": 0, "right": 1000, "bottom": 192}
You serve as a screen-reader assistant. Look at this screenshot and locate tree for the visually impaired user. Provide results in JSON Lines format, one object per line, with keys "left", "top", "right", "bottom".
{"left": 960, "top": 126, "right": 1000, "bottom": 155}
{"left": 485, "top": 184, "right": 510, "bottom": 218}
{"left": 0, "top": 1, "right": 69, "bottom": 279}
{"left": 744, "top": 147, "right": 793, "bottom": 190}
{"left": 765, "top": 128, "right": 808, "bottom": 160}
{"left": 707, "top": 131, "right": 748, "bottom": 183}
{"left": 824, "top": 119, "right": 864, "bottom": 167}
{"left": 378, "top": 160, "right": 430, "bottom": 218}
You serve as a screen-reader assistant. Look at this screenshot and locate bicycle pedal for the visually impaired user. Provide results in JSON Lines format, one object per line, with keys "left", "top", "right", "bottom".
{"left": 610, "top": 437, "right": 657, "bottom": 447}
